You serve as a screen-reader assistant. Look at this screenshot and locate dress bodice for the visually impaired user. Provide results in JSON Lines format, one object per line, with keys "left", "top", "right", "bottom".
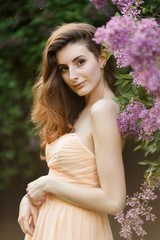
{"left": 46, "top": 133, "right": 100, "bottom": 187}
{"left": 25, "top": 133, "right": 113, "bottom": 240}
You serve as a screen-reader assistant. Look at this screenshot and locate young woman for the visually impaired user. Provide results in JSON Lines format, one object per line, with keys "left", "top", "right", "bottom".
{"left": 18, "top": 23, "right": 126, "bottom": 240}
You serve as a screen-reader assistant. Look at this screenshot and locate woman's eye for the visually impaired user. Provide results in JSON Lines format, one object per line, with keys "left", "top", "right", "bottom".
{"left": 59, "top": 66, "right": 68, "bottom": 73}
{"left": 77, "top": 59, "right": 85, "bottom": 66}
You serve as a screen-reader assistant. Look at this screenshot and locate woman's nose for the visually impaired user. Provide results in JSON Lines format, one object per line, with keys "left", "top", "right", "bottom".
{"left": 69, "top": 67, "right": 78, "bottom": 81}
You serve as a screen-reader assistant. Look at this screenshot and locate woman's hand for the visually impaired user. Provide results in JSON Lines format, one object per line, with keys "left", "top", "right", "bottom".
{"left": 30, "top": 195, "right": 47, "bottom": 206}
{"left": 18, "top": 195, "right": 39, "bottom": 236}
{"left": 26, "top": 175, "right": 51, "bottom": 203}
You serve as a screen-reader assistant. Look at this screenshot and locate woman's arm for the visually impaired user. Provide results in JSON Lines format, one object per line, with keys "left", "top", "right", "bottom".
{"left": 27, "top": 99, "right": 126, "bottom": 216}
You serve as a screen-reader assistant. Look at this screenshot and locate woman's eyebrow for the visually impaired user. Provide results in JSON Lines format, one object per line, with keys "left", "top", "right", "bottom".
{"left": 72, "top": 55, "right": 86, "bottom": 62}
{"left": 58, "top": 55, "right": 86, "bottom": 67}
{"left": 58, "top": 64, "right": 66, "bottom": 67}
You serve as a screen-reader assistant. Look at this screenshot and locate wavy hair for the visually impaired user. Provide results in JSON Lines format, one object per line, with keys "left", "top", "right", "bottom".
{"left": 31, "top": 23, "right": 116, "bottom": 149}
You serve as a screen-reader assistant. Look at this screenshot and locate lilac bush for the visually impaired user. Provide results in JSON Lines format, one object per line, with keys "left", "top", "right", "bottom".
{"left": 117, "top": 99, "right": 160, "bottom": 141}
{"left": 94, "top": 15, "right": 136, "bottom": 51}
{"left": 113, "top": 49, "right": 129, "bottom": 68}
{"left": 117, "top": 100, "right": 145, "bottom": 139}
{"left": 112, "top": 0, "right": 144, "bottom": 17}
{"left": 115, "top": 180, "right": 158, "bottom": 240}
{"left": 94, "top": 16, "right": 160, "bottom": 96}
{"left": 90, "top": 0, "right": 144, "bottom": 16}
{"left": 139, "top": 99, "right": 160, "bottom": 141}
{"left": 128, "top": 19, "right": 160, "bottom": 96}
{"left": 90, "top": 0, "right": 160, "bottom": 238}
{"left": 93, "top": 26, "right": 108, "bottom": 44}
{"left": 128, "top": 18, "right": 160, "bottom": 71}
{"left": 89, "top": 0, "right": 107, "bottom": 9}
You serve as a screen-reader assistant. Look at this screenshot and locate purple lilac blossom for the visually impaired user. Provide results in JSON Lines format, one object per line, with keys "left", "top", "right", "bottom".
{"left": 117, "top": 99, "right": 160, "bottom": 141}
{"left": 115, "top": 181, "right": 157, "bottom": 239}
{"left": 93, "top": 26, "right": 108, "bottom": 44}
{"left": 117, "top": 100, "right": 145, "bottom": 139}
{"left": 139, "top": 99, "right": 160, "bottom": 140}
{"left": 114, "top": 49, "right": 129, "bottom": 68}
{"left": 89, "top": 0, "right": 107, "bottom": 9}
{"left": 94, "top": 15, "right": 136, "bottom": 51}
{"left": 128, "top": 18, "right": 160, "bottom": 71}
{"left": 132, "top": 67, "right": 160, "bottom": 95}
{"left": 90, "top": 0, "right": 144, "bottom": 16}
{"left": 112, "top": 0, "right": 144, "bottom": 17}
{"left": 94, "top": 17, "right": 160, "bottom": 96}
{"left": 127, "top": 19, "right": 160, "bottom": 95}
{"left": 154, "top": 176, "right": 160, "bottom": 190}
{"left": 133, "top": 68, "right": 160, "bottom": 96}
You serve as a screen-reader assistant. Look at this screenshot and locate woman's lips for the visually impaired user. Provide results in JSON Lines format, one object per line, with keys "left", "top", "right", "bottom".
{"left": 74, "top": 81, "right": 85, "bottom": 89}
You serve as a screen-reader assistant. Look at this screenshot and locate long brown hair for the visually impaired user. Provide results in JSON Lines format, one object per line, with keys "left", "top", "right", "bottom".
{"left": 31, "top": 23, "right": 116, "bottom": 149}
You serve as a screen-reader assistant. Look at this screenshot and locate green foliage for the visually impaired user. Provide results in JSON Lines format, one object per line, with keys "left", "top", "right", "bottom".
{"left": 114, "top": 71, "right": 155, "bottom": 110}
{"left": 0, "top": 55, "right": 39, "bottom": 189}
{"left": 141, "top": 0, "right": 160, "bottom": 20}
{"left": 114, "top": 68, "right": 160, "bottom": 182}
{"left": 114, "top": 70, "right": 160, "bottom": 173}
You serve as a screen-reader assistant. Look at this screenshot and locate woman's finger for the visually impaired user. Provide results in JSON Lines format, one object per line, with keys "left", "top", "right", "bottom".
{"left": 18, "top": 215, "right": 34, "bottom": 236}
{"left": 31, "top": 205, "right": 39, "bottom": 227}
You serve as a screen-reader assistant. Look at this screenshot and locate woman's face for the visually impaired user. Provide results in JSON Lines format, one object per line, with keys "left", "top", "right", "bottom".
{"left": 56, "top": 42, "right": 105, "bottom": 97}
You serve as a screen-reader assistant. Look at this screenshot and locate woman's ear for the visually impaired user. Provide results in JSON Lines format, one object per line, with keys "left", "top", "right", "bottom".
{"left": 99, "top": 49, "right": 107, "bottom": 68}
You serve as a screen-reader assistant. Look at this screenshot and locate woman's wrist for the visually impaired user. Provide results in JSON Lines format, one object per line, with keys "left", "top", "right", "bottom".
{"left": 21, "top": 194, "right": 31, "bottom": 206}
{"left": 25, "top": 193, "right": 30, "bottom": 199}
{"left": 44, "top": 176, "right": 57, "bottom": 195}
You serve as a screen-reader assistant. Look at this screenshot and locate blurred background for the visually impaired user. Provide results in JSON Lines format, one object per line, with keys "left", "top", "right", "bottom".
{"left": 0, "top": 0, "right": 159, "bottom": 239}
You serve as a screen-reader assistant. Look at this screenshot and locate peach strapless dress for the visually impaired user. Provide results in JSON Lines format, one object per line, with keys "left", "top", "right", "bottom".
{"left": 25, "top": 133, "right": 113, "bottom": 240}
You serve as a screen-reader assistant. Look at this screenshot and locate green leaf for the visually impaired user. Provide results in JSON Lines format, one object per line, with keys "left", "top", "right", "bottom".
{"left": 106, "top": 51, "right": 112, "bottom": 62}
{"left": 114, "top": 73, "right": 124, "bottom": 80}
{"left": 121, "top": 80, "right": 130, "bottom": 88}
{"left": 121, "top": 74, "right": 133, "bottom": 80}
{"left": 114, "top": 78, "right": 124, "bottom": 86}
{"left": 115, "top": 12, "right": 121, "bottom": 16}
{"left": 131, "top": 84, "right": 137, "bottom": 92}
{"left": 134, "top": 145, "right": 141, "bottom": 151}
{"left": 113, "top": 97, "right": 120, "bottom": 104}
{"left": 122, "top": 85, "right": 131, "bottom": 94}
{"left": 138, "top": 160, "right": 151, "bottom": 165}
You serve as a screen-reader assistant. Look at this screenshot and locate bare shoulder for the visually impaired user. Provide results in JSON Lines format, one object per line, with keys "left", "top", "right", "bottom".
{"left": 90, "top": 98, "right": 120, "bottom": 136}
{"left": 90, "top": 98, "right": 125, "bottom": 149}
{"left": 90, "top": 98, "right": 119, "bottom": 119}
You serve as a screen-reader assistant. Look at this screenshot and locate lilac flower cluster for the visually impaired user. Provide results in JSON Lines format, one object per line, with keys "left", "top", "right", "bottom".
{"left": 115, "top": 181, "right": 157, "bottom": 240}
{"left": 112, "top": 0, "right": 144, "bottom": 17}
{"left": 133, "top": 67, "right": 160, "bottom": 96}
{"left": 94, "top": 17, "right": 160, "bottom": 96}
{"left": 128, "top": 19, "right": 160, "bottom": 96}
{"left": 94, "top": 15, "right": 136, "bottom": 51}
{"left": 93, "top": 26, "right": 108, "bottom": 44}
{"left": 113, "top": 49, "right": 129, "bottom": 68}
{"left": 153, "top": 175, "right": 160, "bottom": 190}
{"left": 139, "top": 100, "right": 160, "bottom": 140}
{"left": 117, "top": 100, "right": 145, "bottom": 139}
{"left": 89, "top": 0, "right": 107, "bottom": 9}
{"left": 117, "top": 99, "right": 160, "bottom": 141}
{"left": 90, "top": 0, "right": 143, "bottom": 16}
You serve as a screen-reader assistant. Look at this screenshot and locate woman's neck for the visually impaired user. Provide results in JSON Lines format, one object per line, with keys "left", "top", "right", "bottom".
{"left": 85, "top": 80, "right": 114, "bottom": 108}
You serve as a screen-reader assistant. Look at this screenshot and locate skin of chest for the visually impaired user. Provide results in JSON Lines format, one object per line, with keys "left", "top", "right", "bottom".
{"left": 74, "top": 108, "right": 95, "bottom": 155}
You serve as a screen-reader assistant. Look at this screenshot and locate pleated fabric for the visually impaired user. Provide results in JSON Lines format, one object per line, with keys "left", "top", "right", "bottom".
{"left": 25, "top": 133, "right": 113, "bottom": 240}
